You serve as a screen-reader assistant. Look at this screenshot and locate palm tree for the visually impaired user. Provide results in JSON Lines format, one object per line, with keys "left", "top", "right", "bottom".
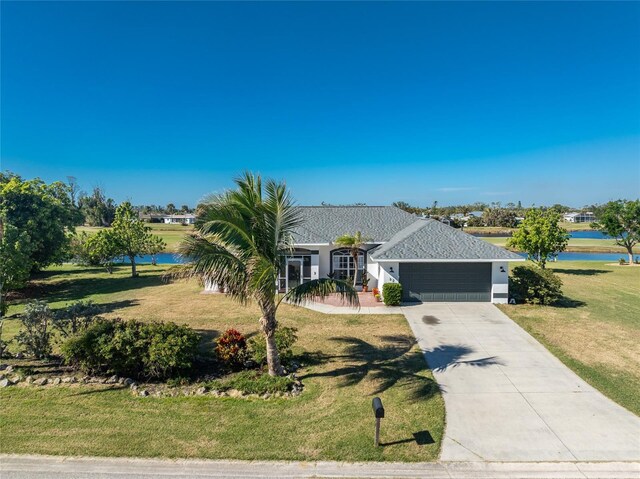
{"left": 334, "top": 231, "right": 371, "bottom": 288}
{"left": 172, "top": 172, "right": 358, "bottom": 376}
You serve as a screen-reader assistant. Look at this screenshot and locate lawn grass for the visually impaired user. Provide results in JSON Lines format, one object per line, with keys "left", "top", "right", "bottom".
{"left": 482, "top": 236, "right": 637, "bottom": 254}
{"left": 0, "top": 265, "right": 444, "bottom": 461}
{"left": 77, "top": 223, "right": 192, "bottom": 252}
{"left": 498, "top": 261, "right": 640, "bottom": 415}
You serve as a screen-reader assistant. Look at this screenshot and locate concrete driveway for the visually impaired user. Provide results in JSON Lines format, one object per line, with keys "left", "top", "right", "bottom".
{"left": 402, "top": 303, "right": 640, "bottom": 462}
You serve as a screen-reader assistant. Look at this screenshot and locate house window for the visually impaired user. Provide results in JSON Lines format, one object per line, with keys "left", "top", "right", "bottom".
{"left": 331, "top": 249, "right": 365, "bottom": 284}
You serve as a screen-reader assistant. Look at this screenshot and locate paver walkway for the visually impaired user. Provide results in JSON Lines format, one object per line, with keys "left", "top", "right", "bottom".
{"left": 402, "top": 303, "right": 640, "bottom": 462}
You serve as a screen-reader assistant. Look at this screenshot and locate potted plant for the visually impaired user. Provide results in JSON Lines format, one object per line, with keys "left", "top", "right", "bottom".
{"left": 361, "top": 274, "right": 370, "bottom": 293}
{"left": 374, "top": 293, "right": 382, "bottom": 302}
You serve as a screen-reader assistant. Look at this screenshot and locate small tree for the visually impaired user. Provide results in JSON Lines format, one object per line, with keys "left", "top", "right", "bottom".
{"left": 146, "top": 236, "right": 165, "bottom": 266}
{"left": 334, "top": 231, "right": 371, "bottom": 287}
{"left": 592, "top": 200, "right": 640, "bottom": 265}
{"left": 86, "top": 229, "right": 121, "bottom": 273}
{"left": 110, "top": 202, "right": 166, "bottom": 277}
{"left": 507, "top": 208, "right": 569, "bottom": 269}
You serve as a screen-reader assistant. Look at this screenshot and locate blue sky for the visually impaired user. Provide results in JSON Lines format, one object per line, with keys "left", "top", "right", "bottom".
{"left": 2, "top": 1, "right": 639, "bottom": 207}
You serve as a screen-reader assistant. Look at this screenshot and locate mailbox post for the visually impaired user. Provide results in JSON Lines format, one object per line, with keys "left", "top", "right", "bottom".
{"left": 372, "top": 397, "right": 384, "bottom": 446}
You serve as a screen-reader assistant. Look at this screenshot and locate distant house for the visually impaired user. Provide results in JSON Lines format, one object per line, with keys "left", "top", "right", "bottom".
{"left": 563, "top": 212, "right": 596, "bottom": 223}
{"left": 163, "top": 214, "right": 196, "bottom": 225}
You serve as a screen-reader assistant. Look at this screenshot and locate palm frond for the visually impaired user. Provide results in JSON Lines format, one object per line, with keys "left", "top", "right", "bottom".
{"left": 282, "top": 278, "right": 360, "bottom": 309}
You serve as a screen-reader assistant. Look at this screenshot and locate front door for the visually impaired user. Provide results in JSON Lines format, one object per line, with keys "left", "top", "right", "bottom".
{"left": 286, "top": 259, "right": 302, "bottom": 291}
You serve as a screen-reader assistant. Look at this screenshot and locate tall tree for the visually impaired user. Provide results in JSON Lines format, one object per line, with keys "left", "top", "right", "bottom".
{"left": 166, "top": 203, "right": 176, "bottom": 214}
{"left": 334, "top": 231, "right": 371, "bottom": 287}
{"left": 592, "top": 200, "right": 640, "bottom": 264}
{"left": 172, "top": 172, "right": 358, "bottom": 376}
{"left": 507, "top": 208, "right": 569, "bottom": 268}
{"left": 0, "top": 173, "right": 78, "bottom": 270}
{"left": 0, "top": 218, "right": 34, "bottom": 317}
{"left": 78, "top": 187, "right": 116, "bottom": 226}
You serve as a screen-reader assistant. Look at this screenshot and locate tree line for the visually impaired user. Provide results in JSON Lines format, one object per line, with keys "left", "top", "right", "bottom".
{"left": 0, "top": 173, "right": 167, "bottom": 317}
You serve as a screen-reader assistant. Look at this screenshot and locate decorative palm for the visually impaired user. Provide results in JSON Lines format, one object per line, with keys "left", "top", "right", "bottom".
{"left": 334, "top": 231, "right": 371, "bottom": 287}
{"left": 172, "top": 172, "right": 358, "bottom": 376}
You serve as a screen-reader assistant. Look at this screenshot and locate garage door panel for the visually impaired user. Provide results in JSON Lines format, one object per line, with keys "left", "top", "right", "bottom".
{"left": 400, "top": 263, "right": 491, "bottom": 302}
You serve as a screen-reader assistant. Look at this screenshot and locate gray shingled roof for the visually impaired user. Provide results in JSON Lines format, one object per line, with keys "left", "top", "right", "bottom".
{"left": 369, "top": 218, "right": 524, "bottom": 261}
{"left": 292, "top": 206, "right": 419, "bottom": 244}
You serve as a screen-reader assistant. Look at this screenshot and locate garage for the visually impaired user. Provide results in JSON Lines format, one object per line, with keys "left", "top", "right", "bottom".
{"left": 399, "top": 262, "right": 492, "bottom": 302}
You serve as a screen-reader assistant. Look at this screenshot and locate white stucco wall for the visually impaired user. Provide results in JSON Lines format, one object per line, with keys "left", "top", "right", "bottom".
{"left": 377, "top": 262, "right": 400, "bottom": 291}
{"left": 491, "top": 261, "right": 509, "bottom": 304}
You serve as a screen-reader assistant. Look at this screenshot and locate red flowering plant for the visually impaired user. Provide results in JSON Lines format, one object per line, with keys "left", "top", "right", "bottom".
{"left": 215, "top": 328, "right": 248, "bottom": 369}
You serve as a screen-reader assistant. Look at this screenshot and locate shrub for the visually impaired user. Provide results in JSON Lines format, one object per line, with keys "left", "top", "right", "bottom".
{"left": 16, "top": 301, "right": 53, "bottom": 358}
{"left": 509, "top": 265, "right": 563, "bottom": 305}
{"left": 61, "top": 318, "right": 201, "bottom": 380}
{"left": 53, "top": 300, "right": 104, "bottom": 338}
{"left": 248, "top": 327, "right": 298, "bottom": 366}
{"left": 215, "top": 328, "right": 247, "bottom": 369}
{"left": 382, "top": 283, "right": 402, "bottom": 306}
{"left": 208, "top": 370, "right": 295, "bottom": 395}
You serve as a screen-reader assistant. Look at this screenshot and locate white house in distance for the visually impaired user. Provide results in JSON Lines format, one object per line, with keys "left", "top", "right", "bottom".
{"left": 563, "top": 211, "right": 596, "bottom": 223}
{"left": 206, "top": 206, "right": 524, "bottom": 304}
{"left": 162, "top": 214, "right": 196, "bottom": 225}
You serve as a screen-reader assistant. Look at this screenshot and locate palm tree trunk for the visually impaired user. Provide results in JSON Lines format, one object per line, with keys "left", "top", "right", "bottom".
{"left": 259, "top": 303, "right": 284, "bottom": 376}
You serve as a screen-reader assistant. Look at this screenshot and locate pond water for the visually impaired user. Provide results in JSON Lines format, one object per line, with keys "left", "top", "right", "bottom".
{"left": 129, "top": 251, "right": 630, "bottom": 265}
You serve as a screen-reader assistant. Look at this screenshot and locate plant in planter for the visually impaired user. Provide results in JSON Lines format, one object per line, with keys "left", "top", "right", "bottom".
{"left": 374, "top": 293, "right": 381, "bottom": 302}
{"left": 361, "top": 274, "right": 370, "bottom": 293}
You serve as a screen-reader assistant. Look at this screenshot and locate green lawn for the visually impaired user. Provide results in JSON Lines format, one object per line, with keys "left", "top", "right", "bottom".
{"left": 0, "top": 265, "right": 444, "bottom": 461}
{"left": 482, "top": 236, "right": 636, "bottom": 254}
{"left": 499, "top": 261, "right": 640, "bottom": 415}
{"left": 77, "top": 223, "right": 192, "bottom": 252}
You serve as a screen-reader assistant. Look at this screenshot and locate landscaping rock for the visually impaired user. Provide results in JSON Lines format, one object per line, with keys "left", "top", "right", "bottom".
{"left": 4, "top": 365, "right": 14, "bottom": 373}
{"left": 262, "top": 393, "right": 271, "bottom": 399}
{"left": 123, "top": 378, "right": 135, "bottom": 386}
{"left": 139, "top": 389, "right": 149, "bottom": 397}
{"left": 107, "top": 375, "right": 119, "bottom": 384}
{"left": 10, "top": 375, "right": 22, "bottom": 383}
{"left": 130, "top": 384, "right": 138, "bottom": 391}
{"left": 228, "top": 389, "right": 243, "bottom": 398}
{"left": 195, "top": 387, "right": 207, "bottom": 395}
{"left": 61, "top": 376, "right": 76, "bottom": 384}
{"left": 0, "top": 378, "right": 12, "bottom": 388}
{"left": 34, "top": 377, "right": 48, "bottom": 386}
{"left": 25, "top": 376, "right": 34, "bottom": 384}
{"left": 52, "top": 378, "right": 62, "bottom": 386}
{"left": 14, "top": 353, "right": 24, "bottom": 359}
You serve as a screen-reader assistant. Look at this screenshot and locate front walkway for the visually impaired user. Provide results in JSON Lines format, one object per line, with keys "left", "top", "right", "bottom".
{"left": 402, "top": 303, "right": 640, "bottom": 462}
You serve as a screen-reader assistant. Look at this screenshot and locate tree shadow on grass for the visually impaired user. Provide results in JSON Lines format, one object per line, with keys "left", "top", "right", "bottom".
{"left": 554, "top": 297, "right": 587, "bottom": 308}
{"left": 299, "top": 335, "right": 440, "bottom": 400}
{"left": 18, "top": 272, "right": 165, "bottom": 305}
{"left": 553, "top": 268, "right": 611, "bottom": 276}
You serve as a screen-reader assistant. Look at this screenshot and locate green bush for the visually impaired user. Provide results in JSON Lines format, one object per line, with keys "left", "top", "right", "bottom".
{"left": 382, "top": 283, "right": 402, "bottom": 306}
{"left": 61, "top": 318, "right": 201, "bottom": 380}
{"left": 248, "top": 327, "right": 298, "bottom": 366}
{"left": 215, "top": 328, "right": 247, "bottom": 369}
{"left": 509, "top": 265, "right": 563, "bottom": 305}
{"left": 207, "top": 370, "right": 295, "bottom": 395}
{"left": 53, "top": 300, "right": 104, "bottom": 338}
{"left": 16, "top": 301, "right": 53, "bottom": 359}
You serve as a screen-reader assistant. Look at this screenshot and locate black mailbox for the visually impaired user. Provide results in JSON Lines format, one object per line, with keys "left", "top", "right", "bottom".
{"left": 372, "top": 397, "right": 384, "bottom": 418}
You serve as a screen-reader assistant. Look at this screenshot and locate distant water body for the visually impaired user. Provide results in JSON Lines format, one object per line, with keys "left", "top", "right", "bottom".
{"left": 130, "top": 251, "right": 629, "bottom": 265}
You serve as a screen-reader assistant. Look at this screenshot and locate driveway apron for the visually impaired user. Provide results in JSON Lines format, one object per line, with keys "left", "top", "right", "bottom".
{"left": 402, "top": 303, "right": 640, "bottom": 462}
